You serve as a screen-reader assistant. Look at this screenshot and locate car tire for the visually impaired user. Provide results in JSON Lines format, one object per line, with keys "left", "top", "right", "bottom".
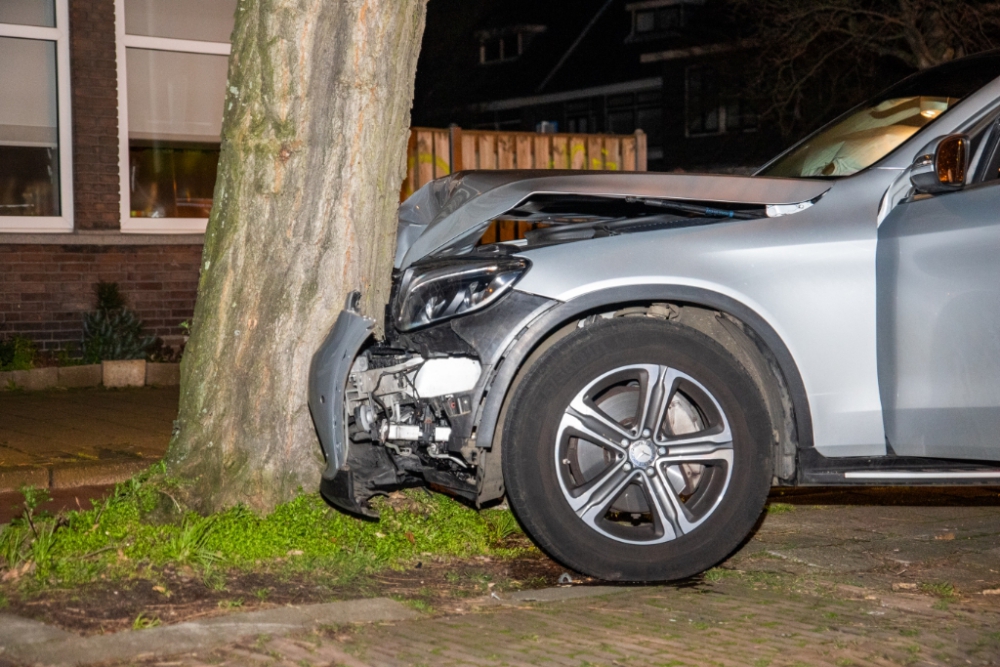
{"left": 501, "top": 316, "right": 773, "bottom": 582}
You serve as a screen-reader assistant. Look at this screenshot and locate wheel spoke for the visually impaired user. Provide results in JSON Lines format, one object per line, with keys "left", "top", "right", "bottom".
{"left": 642, "top": 472, "right": 687, "bottom": 538}
{"left": 658, "top": 440, "right": 734, "bottom": 465}
{"left": 566, "top": 397, "right": 633, "bottom": 446}
{"left": 566, "top": 460, "right": 633, "bottom": 517}
{"left": 634, "top": 364, "right": 671, "bottom": 437}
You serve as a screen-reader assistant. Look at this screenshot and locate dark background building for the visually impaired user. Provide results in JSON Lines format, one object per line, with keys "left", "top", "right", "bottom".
{"left": 413, "top": 0, "right": 774, "bottom": 172}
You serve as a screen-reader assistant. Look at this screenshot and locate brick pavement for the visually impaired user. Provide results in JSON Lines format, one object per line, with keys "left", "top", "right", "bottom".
{"left": 139, "top": 579, "right": 1000, "bottom": 666}
{"left": 0, "top": 386, "right": 175, "bottom": 500}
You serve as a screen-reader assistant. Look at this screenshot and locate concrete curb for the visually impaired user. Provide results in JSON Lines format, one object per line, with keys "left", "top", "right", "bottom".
{"left": 0, "top": 598, "right": 418, "bottom": 666}
{"left": 0, "top": 363, "right": 179, "bottom": 392}
{"left": 0, "top": 458, "right": 156, "bottom": 494}
{"left": 0, "top": 586, "right": 633, "bottom": 666}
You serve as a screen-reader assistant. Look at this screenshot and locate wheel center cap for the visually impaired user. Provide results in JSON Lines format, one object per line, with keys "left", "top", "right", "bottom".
{"left": 628, "top": 440, "right": 655, "bottom": 468}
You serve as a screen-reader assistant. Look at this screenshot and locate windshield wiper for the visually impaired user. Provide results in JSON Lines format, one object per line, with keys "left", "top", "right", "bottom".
{"left": 624, "top": 196, "right": 761, "bottom": 220}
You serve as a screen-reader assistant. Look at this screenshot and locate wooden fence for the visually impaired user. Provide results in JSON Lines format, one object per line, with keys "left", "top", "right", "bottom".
{"left": 401, "top": 126, "right": 648, "bottom": 202}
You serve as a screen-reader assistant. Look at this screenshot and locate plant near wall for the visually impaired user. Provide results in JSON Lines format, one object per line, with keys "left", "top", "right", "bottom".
{"left": 82, "top": 282, "right": 157, "bottom": 363}
{"left": 0, "top": 336, "right": 37, "bottom": 371}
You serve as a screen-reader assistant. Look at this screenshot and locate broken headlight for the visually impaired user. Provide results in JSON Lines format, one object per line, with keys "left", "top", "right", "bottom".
{"left": 395, "top": 257, "right": 529, "bottom": 332}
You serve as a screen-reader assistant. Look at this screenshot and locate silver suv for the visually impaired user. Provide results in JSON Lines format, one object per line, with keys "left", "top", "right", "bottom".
{"left": 310, "top": 52, "right": 1000, "bottom": 581}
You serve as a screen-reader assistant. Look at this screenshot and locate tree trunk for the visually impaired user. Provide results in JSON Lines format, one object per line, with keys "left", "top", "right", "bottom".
{"left": 166, "top": 0, "right": 428, "bottom": 513}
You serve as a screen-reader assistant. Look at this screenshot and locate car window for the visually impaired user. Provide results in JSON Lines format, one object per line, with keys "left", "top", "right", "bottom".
{"left": 759, "top": 52, "right": 1000, "bottom": 179}
{"left": 975, "top": 117, "right": 1000, "bottom": 183}
{"left": 762, "top": 97, "right": 959, "bottom": 178}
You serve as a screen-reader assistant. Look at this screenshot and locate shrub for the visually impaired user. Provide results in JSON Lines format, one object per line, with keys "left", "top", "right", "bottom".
{"left": 82, "top": 282, "right": 157, "bottom": 363}
{"left": 0, "top": 336, "right": 37, "bottom": 371}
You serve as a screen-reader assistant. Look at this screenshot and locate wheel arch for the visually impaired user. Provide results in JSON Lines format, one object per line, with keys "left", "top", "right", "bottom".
{"left": 475, "top": 285, "right": 811, "bottom": 504}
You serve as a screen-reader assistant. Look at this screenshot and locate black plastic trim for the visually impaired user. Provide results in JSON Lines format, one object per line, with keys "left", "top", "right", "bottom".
{"left": 797, "top": 447, "right": 1000, "bottom": 485}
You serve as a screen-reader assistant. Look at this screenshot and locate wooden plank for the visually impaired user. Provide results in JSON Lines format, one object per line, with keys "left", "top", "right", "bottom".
{"left": 498, "top": 219, "right": 516, "bottom": 241}
{"left": 497, "top": 134, "right": 515, "bottom": 169}
{"left": 416, "top": 130, "right": 434, "bottom": 188}
{"left": 401, "top": 129, "right": 418, "bottom": 200}
{"left": 478, "top": 133, "right": 495, "bottom": 169}
{"left": 449, "top": 125, "right": 464, "bottom": 172}
{"left": 433, "top": 131, "right": 450, "bottom": 178}
{"left": 462, "top": 133, "right": 477, "bottom": 170}
{"left": 533, "top": 135, "right": 550, "bottom": 169}
{"left": 604, "top": 136, "right": 621, "bottom": 172}
{"left": 480, "top": 221, "right": 498, "bottom": 245}
{"left": 587, "top": 135, "right": 603, "bottom": 170}
{"left": 551, "top": 136, "right": 569, "bottom": 169}
{"left": 515, "top": 134, "right": 532, "bottom": 169}
{"left": 570, "top": 136, "right": 586, "bottom": 170}
{"left": 635, "top": 129, "right": 647, "bottom": 171}
{"left": 621, "top": 136, "right": 636, "bottom": 172}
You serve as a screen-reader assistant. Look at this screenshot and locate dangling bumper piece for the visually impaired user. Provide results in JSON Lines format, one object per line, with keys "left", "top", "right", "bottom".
{"left": 308, "top": 292, "right": 375, "bottom": 514}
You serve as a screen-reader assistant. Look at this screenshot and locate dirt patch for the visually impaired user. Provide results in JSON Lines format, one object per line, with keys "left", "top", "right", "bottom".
{"left": 2, "top": 549, "right": 580, "bottom": 636}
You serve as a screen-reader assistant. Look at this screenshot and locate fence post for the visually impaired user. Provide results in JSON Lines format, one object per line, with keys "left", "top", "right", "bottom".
{"left": 449, "top": 124, "right": 463, "bottom": 172}
{"left": 401, "top": 129, "right": 418, "bottom": 200}
{"left": 635, "top": 129, "right": 647, "bottom": 171}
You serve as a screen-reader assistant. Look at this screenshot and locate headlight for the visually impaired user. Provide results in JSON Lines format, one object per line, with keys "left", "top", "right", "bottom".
{"left": 395, "top": 258, "right": 529, "bottom": 331}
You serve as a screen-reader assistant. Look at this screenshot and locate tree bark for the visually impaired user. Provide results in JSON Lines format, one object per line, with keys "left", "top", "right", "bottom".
{"left": 166, "top": 0, "right": 427, "bottom": 513}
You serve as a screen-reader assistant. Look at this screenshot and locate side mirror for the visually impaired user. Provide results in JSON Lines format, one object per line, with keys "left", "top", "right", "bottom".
{"left": 910, "top": 134, "right": 969, "bottom": 194}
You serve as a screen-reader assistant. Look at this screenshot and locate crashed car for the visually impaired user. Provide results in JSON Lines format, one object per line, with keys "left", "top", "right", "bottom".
{"left": 309, "top": 52, "right": 1000, "bottom": 581}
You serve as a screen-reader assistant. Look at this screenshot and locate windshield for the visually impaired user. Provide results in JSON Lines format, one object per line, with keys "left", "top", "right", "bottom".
{"left": 759, "top": 52, "right": 1000, "bottom": 178}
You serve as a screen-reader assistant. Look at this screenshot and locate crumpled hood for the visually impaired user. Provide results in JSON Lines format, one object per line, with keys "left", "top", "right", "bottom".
{"left": 395, "top": 170, "right": 831, "bottom": 269}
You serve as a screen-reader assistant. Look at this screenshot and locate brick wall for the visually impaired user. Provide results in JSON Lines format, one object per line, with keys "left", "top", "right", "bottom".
{"left": 69, "top": 0, "right": 121, "bottom": 231}
{"left": 0, "top": 245, "right": 201, "bottom": 351}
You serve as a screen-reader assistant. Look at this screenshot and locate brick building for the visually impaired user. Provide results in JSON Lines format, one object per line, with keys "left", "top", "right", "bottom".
{"left": 1, "top": 0, "right": 233, "bottom": 352}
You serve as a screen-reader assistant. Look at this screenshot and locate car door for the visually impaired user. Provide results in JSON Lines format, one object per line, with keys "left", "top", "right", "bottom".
{"left": 877, "top": 165, "right": 1000, "bottom": 461}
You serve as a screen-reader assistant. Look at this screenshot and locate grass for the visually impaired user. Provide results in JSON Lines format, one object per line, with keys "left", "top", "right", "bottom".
{"left": 920, "top": 581, "right": 956, "bottom": 599}
{"left": 0, "top": 464, "right": 531, "bottom": 592}
{"left": 766, "top": 503, "right": 796, "bottom": 514}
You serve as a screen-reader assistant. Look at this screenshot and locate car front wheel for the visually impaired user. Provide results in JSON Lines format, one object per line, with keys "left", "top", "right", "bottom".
{"left": 501, "top": 316, "right": 773, "bottom": 581}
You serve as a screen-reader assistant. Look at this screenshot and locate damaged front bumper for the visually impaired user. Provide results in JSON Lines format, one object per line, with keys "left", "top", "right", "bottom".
{"left": 309, "top": 284, "right": 556, "bottom": 518}
{"left": 307, "top": 292, "right": 375, "bottom": 516}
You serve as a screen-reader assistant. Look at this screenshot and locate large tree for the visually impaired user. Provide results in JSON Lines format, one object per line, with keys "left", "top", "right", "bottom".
{"left": 730, "top": 0, "right": 1000, "bottom": 138}
{"left": 166, "top": 0, "right": 428, "bottom": 513}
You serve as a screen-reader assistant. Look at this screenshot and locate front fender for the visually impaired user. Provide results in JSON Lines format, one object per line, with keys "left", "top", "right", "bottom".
{"left": 473, "top": 285, "right": 814, "bottom": 461}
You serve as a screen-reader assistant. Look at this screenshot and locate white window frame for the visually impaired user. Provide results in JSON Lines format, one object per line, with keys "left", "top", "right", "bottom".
{"left": 0, "top": 0, "right": 74, "bottom": 233}
{"left": 115, "top": 0, "right": 231, "bottom": 234}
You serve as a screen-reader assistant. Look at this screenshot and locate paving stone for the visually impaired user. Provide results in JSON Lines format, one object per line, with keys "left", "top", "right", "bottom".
{"left": 57, "top": 365, "right": 102, "bottom": 389}
{"left": 102, "top": 360, "right": 147, "bottom": 388}
{"left": 0, "top": 466, "right": 48, "bottom": 493}
{"left": 50, "top": 459, "right": 154, "bottom": 489}
{"left": 145, "top": 362, "right": 180, "bottom": 387}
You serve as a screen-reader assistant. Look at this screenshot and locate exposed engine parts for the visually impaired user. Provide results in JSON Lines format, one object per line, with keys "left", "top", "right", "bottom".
{"left": 339, "top": 348, "right": 483, "bottom": 510}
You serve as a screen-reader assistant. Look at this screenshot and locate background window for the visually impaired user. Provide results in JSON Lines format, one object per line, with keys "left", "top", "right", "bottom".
{"left": 0, "top": 0, "right": 55, "bottom": 27}
{"left": 686, "top": 66, "right": 755, "bottom": 136}
{"left": 125, "top": 0, "right": 235, "bottom": 43}
{"left": 119, "top": 0, "right": 235, "bottom": 230}
{"left": 0, "top": 37, "right": 59, "bottom": 217}
{"left": 126, "top": 49, "right": 228, "bottom": 218}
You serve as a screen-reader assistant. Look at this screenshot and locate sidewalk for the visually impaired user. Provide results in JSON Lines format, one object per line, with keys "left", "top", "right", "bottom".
{"left": 0, "top": 386, "right": 176, "bottom": 495}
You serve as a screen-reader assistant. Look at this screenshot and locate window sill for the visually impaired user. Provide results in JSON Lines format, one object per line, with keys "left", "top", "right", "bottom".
{"left": 121, "top": 217, "right": 208, "bottom": 234}
{"left": 0, "top": 217, "right": 73, "bottom": 233}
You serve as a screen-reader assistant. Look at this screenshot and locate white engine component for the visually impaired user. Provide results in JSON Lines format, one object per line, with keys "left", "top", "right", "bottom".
{"left": 413, "top": 357, "right": 482, "bottom": 397}
{"left": 385, "top": 423, "right": 452, "bottom": 442}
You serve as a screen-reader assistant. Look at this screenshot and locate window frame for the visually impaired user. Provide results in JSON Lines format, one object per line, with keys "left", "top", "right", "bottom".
{"left": 114, "top": 0, "right": 231, "bottom": 234}
{"left": 684, "top": 65, "right": 755, "bottom": 138}
{"left": 0, "top": 0, "right": 74, "bottom": 233}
